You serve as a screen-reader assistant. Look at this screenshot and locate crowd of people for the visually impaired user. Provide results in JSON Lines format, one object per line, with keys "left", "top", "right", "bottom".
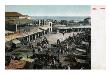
{"left": 5, "top": 28, "right": 91, "bottom": 69}
{"left": 28, "top": 28, "right": 91, "bottom": 69}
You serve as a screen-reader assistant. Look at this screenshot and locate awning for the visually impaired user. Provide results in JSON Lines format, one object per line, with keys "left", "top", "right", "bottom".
{"left": 12, "top": 39, "right": 20, "bottom": 44}
{"left": 5, "top": 31, "right": 14, "bottom": 34}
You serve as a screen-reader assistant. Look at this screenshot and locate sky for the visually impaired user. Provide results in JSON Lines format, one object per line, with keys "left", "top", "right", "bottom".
{"left": 5, "top": 5, "right": 91, "bottom": 16}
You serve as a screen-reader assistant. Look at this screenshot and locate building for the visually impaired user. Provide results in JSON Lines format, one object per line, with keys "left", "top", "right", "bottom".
{"left": 5, "top": 12, "right": 53, "bottom": 43}
{"left": 5, "top": 12, "right": 32, "bottom": 32}
{"left": 5, "top": 12, "right": 30, "bottom": 20}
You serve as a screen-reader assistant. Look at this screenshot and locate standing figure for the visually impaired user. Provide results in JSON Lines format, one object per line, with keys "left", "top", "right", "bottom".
{"left": 57, "top": 39, "right": 60, "bottom": 45}
{"left": 62, "top": 31, "right": 65, "bottom": 36}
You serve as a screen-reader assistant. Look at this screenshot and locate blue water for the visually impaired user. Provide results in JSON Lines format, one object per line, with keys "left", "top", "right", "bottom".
{"left": 31, "top": 16, "right": 90, "bottom": 21}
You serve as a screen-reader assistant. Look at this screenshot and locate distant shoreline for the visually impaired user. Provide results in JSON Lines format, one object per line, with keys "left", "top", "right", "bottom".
{"left": 31, "top": 16, "right": 91, "bottom": 21}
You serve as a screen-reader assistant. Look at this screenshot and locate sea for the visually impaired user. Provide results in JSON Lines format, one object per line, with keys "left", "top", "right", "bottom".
{"left": 31, "top": 16, "right": 91, "bottom": 21}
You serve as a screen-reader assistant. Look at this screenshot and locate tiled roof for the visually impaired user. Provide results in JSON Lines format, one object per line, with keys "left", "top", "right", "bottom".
{"left": 5, "top": 12, "right": 24, "bottom": 17}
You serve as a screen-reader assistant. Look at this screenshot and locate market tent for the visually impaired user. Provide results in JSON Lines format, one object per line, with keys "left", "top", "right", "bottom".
{"left": 12, "top": 39, "right": 20, "bottom": 44}
{"left": 37, "top": 28, "right": 43, "bottom": 32}
{"left": 75, "top": 57, "right": 86, "bottom": 63}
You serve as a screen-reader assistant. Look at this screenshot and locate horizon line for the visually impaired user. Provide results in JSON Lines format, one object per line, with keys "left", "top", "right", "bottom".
{"left": 30, "top": 15, "right": 91, "bottom": 17}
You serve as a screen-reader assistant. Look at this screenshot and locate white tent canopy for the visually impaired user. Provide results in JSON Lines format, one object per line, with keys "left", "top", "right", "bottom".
{"left": 39, "top": 26, "right": 49, "bottom": 30}
{"left": 12, "top": 39, "right": 20, "bottom": 44}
